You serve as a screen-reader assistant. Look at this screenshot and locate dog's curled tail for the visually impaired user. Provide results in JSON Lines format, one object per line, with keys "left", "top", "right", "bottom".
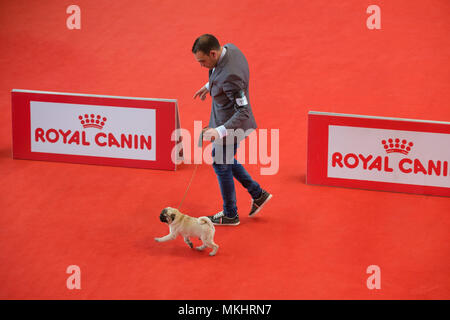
{"left": 198, "top": 216, "right": 214, "bottom": 228}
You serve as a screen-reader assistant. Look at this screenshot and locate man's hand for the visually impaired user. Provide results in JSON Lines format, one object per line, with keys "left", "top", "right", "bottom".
{"left": 202, "top": 127, "right": 218, "bottom": 142}
{"left": 193, "top": 85, "right": 209, "bottom": 101}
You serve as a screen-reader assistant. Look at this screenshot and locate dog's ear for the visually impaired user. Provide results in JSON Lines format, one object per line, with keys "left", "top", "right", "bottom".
{"left": 170, "top": 213, "right": 176, "bottom": 221}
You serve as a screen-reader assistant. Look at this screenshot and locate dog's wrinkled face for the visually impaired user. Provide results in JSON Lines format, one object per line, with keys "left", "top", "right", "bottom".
{"left": 159, "top": 207, "right": 178, "bottom": 224}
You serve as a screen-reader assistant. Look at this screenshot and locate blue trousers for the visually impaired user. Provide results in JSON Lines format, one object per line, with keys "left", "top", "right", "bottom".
{"left": 212, "top": 143, "right": 262, "bottom": 217}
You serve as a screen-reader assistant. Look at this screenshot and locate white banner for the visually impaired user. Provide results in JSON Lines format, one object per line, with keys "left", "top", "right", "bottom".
{"left": 30, "top": 101, "right": 156, "bottom": 161}
{"left": 328, "top": 125, "right": 450, "bottom": 188}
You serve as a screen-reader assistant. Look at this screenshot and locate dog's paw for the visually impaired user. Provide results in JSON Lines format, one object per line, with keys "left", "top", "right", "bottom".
{"left": 154, "top": 237, "right": 161, "bottom": 242}
{"left": 196, "top": 245, "right": 206, "bottom": 251}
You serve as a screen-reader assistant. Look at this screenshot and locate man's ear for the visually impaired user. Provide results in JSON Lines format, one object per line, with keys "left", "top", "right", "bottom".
{"left": 209, "top": 50, "right": 217, "bottom": 59}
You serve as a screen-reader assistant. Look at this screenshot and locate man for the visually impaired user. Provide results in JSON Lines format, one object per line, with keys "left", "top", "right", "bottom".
{"left": 192, "top": 34, "right": 272, "bottom": 226}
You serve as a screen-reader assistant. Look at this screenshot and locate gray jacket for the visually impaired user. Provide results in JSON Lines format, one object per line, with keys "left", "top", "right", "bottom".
{"left": 208, "top": 43, "right": 257, "bottom": 144}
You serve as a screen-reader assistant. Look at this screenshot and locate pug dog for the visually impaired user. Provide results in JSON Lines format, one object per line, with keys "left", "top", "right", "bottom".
{"left": 155, "top": 207, "right": 219, "bottom": 256}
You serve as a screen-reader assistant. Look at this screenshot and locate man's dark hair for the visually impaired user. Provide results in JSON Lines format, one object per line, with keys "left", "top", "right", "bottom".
{"left": 192, "top": 34, "right": 220, "bottom": 54}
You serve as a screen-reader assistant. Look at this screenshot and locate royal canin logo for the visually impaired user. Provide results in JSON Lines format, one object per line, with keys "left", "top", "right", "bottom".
{"left": 331, "top": 138, "right": 448, "bottom": 177}
{"left": 381, "top": 138, "right": 413, "bottom": 155}
{"left": 79, "top": 113, "right": 108, "bottom": 129}
{"left": 34, "top": 114, "right": 152, "bottom": 150}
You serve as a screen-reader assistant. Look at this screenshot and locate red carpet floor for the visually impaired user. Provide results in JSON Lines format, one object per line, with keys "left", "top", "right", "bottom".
{"left": 0, "top": 0, "right": 449, "bottom": 299}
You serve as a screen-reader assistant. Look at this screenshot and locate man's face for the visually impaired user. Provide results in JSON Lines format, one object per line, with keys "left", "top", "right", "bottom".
{"left": 194, "top": 50, "right": 219, "bottom": 69}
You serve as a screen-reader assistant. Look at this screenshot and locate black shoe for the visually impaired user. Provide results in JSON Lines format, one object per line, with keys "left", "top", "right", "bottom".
{"left": 249, "top": 189, "right": 272, "bottom": 217}
{"left": 208, "top": 211, "right": 240, "bottom": 226}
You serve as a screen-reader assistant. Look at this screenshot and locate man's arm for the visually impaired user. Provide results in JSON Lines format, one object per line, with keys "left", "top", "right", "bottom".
{"left": 221, "top": 74, "right": 251, "bottom": 131}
